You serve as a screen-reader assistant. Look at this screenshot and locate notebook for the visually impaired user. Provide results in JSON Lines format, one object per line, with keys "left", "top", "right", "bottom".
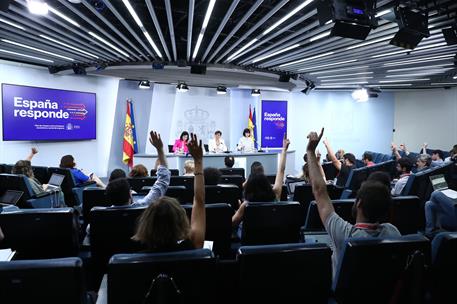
{"left": 429, "top": 174, "right": 457, "bottom": 201}
{"left": 46, "top": 173, "right": 65, "bottom": 191}
{"left": 0, "top": 190, "right": 23, "bottom": 205}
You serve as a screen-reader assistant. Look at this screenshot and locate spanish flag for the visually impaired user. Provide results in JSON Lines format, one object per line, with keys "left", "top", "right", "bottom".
{"left": 123, "top": 100, "right": 135, "bottom": 168}
{"left": 248, "top": 105, "right": 256, "bottom": 147}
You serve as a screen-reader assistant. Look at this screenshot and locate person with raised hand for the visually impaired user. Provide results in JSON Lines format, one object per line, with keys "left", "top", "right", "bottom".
{"left": 307, "top": 128, "right": 400, "bottom": 278}
{"left": 133, "top": 133, "right": 206, "bottom": 251}
{"left": 134, "top": 131, "right": 170, "bottom": 206}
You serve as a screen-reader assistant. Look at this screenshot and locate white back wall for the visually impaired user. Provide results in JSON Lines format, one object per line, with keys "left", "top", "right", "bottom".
{"left": 394, "top": 89, "right": 457, "bottom": 151}
{"left": 0, "top": 61, "right": 119, "bottom": 176}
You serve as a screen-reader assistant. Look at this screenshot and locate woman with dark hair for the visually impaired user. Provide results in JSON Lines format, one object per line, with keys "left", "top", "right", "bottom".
{"left": 133, "top": 133, "right": 206, "bottom": 251}
{"left": 237, "top": 128, "right": 256, "bottom": 153}
{"left": 232, "top": 134, "right": 290, "bottom": 227}
{"left": 128, "top": 164, "right": 148, "bottom": 178}
{"left": 109, "top": 169, "right": 127, "bottom": 182}
{"left": 59, "top": 154, "right": 105, "bottom": 187}
{"left": 172, "top": 131, "right": 189, "bottom": 154}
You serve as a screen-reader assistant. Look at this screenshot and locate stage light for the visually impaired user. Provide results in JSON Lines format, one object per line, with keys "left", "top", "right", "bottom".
{"left": 27, "top": 0, "right": 48, "bottom": 15}
{"left": 301, "top": 80, "right": 315, "bottom": 95}
{"left": 251, "top": 89, "right": 260, "bottom": 97}
{"left": 352, "top": 88, "right": 369, "bottom": 102}
{"left": 138, "top": 80, "right": 150, "bottom": 89}
{"left": 176, "top": 83, "right": 189, "bottom": 93}
{"left": 389, "top": 6, "right": 430, "bottom": 50}
{"left": 216, "top": 86, "right": 227, "bottom": 95}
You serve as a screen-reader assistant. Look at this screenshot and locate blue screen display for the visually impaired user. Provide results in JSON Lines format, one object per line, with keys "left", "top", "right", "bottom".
{"left": 352, "top": 8, "right": 364, "bottom": 15}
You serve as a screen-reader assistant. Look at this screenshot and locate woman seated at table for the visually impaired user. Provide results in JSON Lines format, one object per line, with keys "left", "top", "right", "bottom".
{"left": 173, "top": 131, "right": 189, "bottom": 154}
{"left": 237, "top": 128, "right": 256, "bottom": 153}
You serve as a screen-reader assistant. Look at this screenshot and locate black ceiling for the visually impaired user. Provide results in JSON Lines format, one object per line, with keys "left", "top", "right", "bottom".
{"left": 0, "top": 0, "right": 457, "bottom": 90}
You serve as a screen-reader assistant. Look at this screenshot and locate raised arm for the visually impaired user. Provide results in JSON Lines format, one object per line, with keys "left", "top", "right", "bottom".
{"left": 323, "top": 138, "right": 342, "bottom": 171}
{"left": 187, "top": 133, "right": 205, "bottom": 248}
{"left": 272, "top": 134, "right": 289, "bottom": 200}
{"left": 307, "top": 128, "right": 335, "bottom": 225}
{"left": 421, "top": 142, "right": 428, "bottom": 154}
{"left": 25, "top": 147, "right": 38, "bottom": 162}
{"left": 391, "top": 143, "right": 402, "bottom": 161}
{"left": 151, "top": 131, "right": 168, "bottom": 168}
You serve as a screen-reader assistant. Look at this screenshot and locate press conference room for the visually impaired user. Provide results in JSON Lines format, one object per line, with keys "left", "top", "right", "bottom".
{"left": 0, "top": 0, "right": 457, "bottom": 303}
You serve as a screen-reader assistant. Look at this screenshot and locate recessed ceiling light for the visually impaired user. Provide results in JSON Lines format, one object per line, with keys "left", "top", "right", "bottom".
{"left": 309, "top": 31, "right": 331, "bottom": 42}
{"left": 88, "top": 32, "right": 130, "bottom": 57}
{"left": 346, "top": 35, "right": 394, "bottom": 50}
{"left": 227, "top": 38, "right": 258, "bottom": 62}
{"left": 262, "top": 0, "right": 313, "bottom": 35}
{"left": 0, "top": 17, "right": 25, "bottom": 30}
{"left": 48, "top": 7, "right": 80, "bottom": 27}
{"left": 40, "top": 35, "right": 99, "bottom": 59}
{"left": 192, "top": 0, "right": 216, "bottom": 60}
{"left": 252, "top": 44, "right": 300, "bottom": 63}
{"left": 1, "top": 39, "right": 74, "bottom": 61}
{"left": 0, "top": 48, "right": 54, "bottom": 63}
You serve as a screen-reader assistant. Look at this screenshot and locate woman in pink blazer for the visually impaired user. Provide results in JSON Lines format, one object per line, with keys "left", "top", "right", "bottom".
{"left": 173, "top": 131, "right": 189, "bottom": 153}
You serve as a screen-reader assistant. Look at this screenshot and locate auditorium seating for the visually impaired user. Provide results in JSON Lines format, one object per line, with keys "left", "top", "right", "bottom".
{"left": 241, "top": 202, "right": 305, "bottom": 245}
{"left": 107, "top": 249, "right": 216, "bottom": 304}
{"left": 364, "top": 151, "right": 393, "bottom": 164}
{"left": 322, "top": 162, "right": 338, "bottom": 180}
{"left": 150, "top": 168, "right": 179, "bottom": 176}
{"left": 205, "top": 185, "right": 241, "bottom": 209}
{"left": 334, "top": 235, "right": 430, "bottom": 304}
{"left": 431, "top": 232, "right": 457, "bottom": 304}
{"left": 139, "top": 185, "right": 189, "bottom": 203}
{"left": 293, "top": 184, "right": 343, "bottom": 212}
{"left": 238, "top": 243, "right": 332, "bottom": 303}
{"left": 304, "top": 200, "right": 354, "bottom": 231}
{"left": 183, "top": 203, "right": 234, "bottom": 258}
{"left": 82, "top": 188, "right": 110, "bottom": 230}
{"left": 0, "top": 173, "right": 56, "bottom": 208}
{"left": 265, "top": 174, "right": 276, "bottom": 184}
{"left": 0, "top": 208, "right": 79, "bottom": 259}
{"left": 31, "top": 165, "right": 50, "bottom": 184}
{"left": 424, "top": 148, "right": 451, "bottom": 159}
{"left": 48, "top": 167, "right": 96, "bottom": 207}
{"left": 0, "top": 257, "right": 87, "bottom": 304}
{"left": 219, "top": 167, "right": 245, "bottom": 179}
{"left": 127, "top": 177, "right": 156, "bottom": 193}
{"left": 2, "top": 164, "right": 13, "bottom": 174}
{"left": 344, "top": 160, "right": 396, "bottom": 193}
{"left": 169, "top": 175, "right": 194, "bottom": 190}
{"left": 219, "top": 174, "right": 244, "bottom": 189}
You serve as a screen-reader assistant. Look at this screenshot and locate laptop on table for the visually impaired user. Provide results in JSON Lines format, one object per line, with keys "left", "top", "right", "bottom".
{"left": 46, "top": 173, "right": 65, "bottom": 191}
{"left": 429, "top": 174, "right": 457, "bottom": 202}
{"left": 0, "top": 190, "right": 23, "bottom": 206}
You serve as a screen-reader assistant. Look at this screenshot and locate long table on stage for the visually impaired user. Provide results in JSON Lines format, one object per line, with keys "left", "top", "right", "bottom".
{"left": 134, "top": 151, "right": 296, "bottom": 176}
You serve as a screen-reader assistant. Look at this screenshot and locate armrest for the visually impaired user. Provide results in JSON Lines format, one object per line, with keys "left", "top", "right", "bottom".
{"left": 27, "top": 194, "right": 55, "bottom": 208}
{"left": 75, "top": 181, "right": 97, "bottom": 188}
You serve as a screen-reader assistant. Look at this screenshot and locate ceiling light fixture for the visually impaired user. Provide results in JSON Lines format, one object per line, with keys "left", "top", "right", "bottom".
{"left": 121, "top": 0, "right": 162, "bottom": 58}
{"left": 1, "top": 39, "right": 74, "bottom": 61}
{"left": 138, "top": 80, "right": 151, "bottom": 89}
{"left": 375, "top": 9, "right": 391, "bottom": 18}
{"left": 39, "top": 35, "right": 99, "bottom": 59}
{"left": 26, "top": 0, "right": 48, "bottom": 15}
{"left": 227, "top": 38, "right": 258, "bottom": 62}
{"left": 386, "top": 64, "right": 454, "bottom": 73}
{"left": 252, "top": 44, "right": 300, "bottom": 63}
{"left": 48, "top": 7, "right": 80, "bottom": 27}
{"left": 0, "top": 17, "right": 26, "bottom": 30}
{"left": 251, "top": 89, "right": 261, "bottom": 96}
{"left": 317, "top": 72, "right": 373, "bottom": 79}
{"left": 279, "top": 51, "right": 334, "bottom": 68}
{"left": 383, "top": 54, "right": 455, "bottom": 66}
{"left": 321, "top": 77, "right": 374, "bottom": 82}
{"left": 319, "top": 81, "right": 369, "bottom": 86}
{"left": 216, "top": 86, "right": 227, "bottom": 95}
{"left": 304, "top": 61, "right": 361, "bottom": 73}
{"left": 346, "top": 35, "right": 394, "bottom": 50}
{"left": 431, "top": 82, "right": 457, "bottom": 85}
{"left": 192, "top": 0, "right": 216, "bottom": 60}
{"left": 309, "top": 31, "right": 331, "bottom": 42}
{"left": 176, "top": 83, "right": 189, "bottom": 93}
{"left": 379, "top": 79, "right": 430, "bottom": 83}
{"left": 352, "top": 88, "right": 369, "bottom": 102}
{"left": 262, "top": 0, "right": 313, "bottom": 36}
{"left": 88, "top": 31, "right": 130, "bottom": 57}
{"left": 0, "top": 48, "right": 54, "bottom": 63}
{"left": 385, "top": 71, "right": 449, "bottom": 78}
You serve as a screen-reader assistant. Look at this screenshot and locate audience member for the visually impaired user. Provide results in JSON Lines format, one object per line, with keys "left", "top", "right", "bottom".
{"left": 128, "top": 164, "right": 148, "bottom": 178}
{"left": 133, "top": 133, "right": 205, "bottom": 251}
{"left": 109, "top": 169, "right": 126, "bottom": 182}
{"left": 135, "top": 131, "right": 171, "bottom": 206}
{"left": 306, "top": 128, "right": 400, "bottom": 278}
{"left": 446, "top": 144, "right": 457, "bottom": 161}
{"left": 183, "top": 160, "right": 195, "bottom": 176}
{"left": 415, "top": 154, "right": 432, "bottom": 172}
{"left": 224, "top": 156, "right": 235, "bottom": 168}
{"left": 232, "top": 134, "right": 289, "bottom": 227}
{"left": 425, "top": 190, "right": 457, "bottom": 235}
{"left": 431, "top": 149, "right": 445, "bottom": 167}
{"left": 367, "top": 171, "right": 391, "bottom": 190}
{"left": 335, "top": 149, "right": 345, "bottom": 161}
{"left": 237, "top": 128, "right": 256, "bottom": 153}
{"left": 172, "top": 131, "right": 189, "bottom": 154}
{"left": 208, "top": 130, "right": 228, "bottom": 153}
{"left": 323, "top": 138, "right": 356, "bottom": 187}
{"left": 59, "top": 154, "right": 105, "bottom": 187}
{"left": 362, "top": 152, "right": 375, "bottom": 167}
{"left": 105, "top": 178, "right": 132, "bottom": 206}
{"left": 250, "top": 161, "right": 264, "bottom": 176}
{"left": 204, "top": 167, "right": 221, "bottom": 185}
{"left": 391, "top": 158, "right": 413, "bottom": 196}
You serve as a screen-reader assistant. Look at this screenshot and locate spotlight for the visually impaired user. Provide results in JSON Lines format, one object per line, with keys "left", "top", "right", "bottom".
{"left": 176, "top": 82, "right": 189, "bottom": 93}
{"left": 72, "top": 64, "right": 86, "bottom": 75}
{"left": 216, "top": 86, "right": 227, "bottom": 95}
{"left": 138, "top": 80, "right": 150, "bottom": 89}
{"left": 301, "top": 80, "right": 315, "bottom": 95}
{"left": 316, "top": 0, "right": 377, "bottom": 40}
{"left": 352, "top": 88, "right": 369, "bottom": 102}
{"left": 251, "top": 89, "right": 260, "bottom": 97}
{"left": 26, "top": 0, "right": 48, "bottom": 15}
{"left": 389, "top": 6, "right": 430, "bottom": 50}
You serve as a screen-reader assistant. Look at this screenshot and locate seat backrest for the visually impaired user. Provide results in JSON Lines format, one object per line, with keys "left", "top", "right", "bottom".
{"left": 167, "top": 144, "right": 174, "bottom": 153}
{"left": 90, "top": 206, "right": 146, "bottom": 265}
{"left": 265, "top": 174, "right": 276, "bottom": 184}
{"left": 205, "top": 185, "right": 241, "bottom": 209}
{"left": 389, "top": 196, "right": 421, "bottom": 234}
{"left": 82, "top": 188, "right": 110, "bottom": 230}
{"left": 31, "top": 165, "right": 50, "bottom": 184}
{"left": 127, "top": 177, "right": 157, "bottom": 193}
{"left": 238, "top": 243, "right": 332, "bottom": 302}
{"left": 108, "top": 249, "right": 216, "bottom": 304}
{"left": 219, "top": 175, "right": 244, "bottom": 189}
{"left": 3, "top": 164, "right": 14, "bottom": 174}
{"left": 0, "top": 208, "right": 79, "bottom": 259}
{"left": 431, "top": 232, "right": 457, "bottom": 304}
{"left": 304, "top": 200, "right": 354, "bottom": 231}
{"left": 48, "top": 167, "right": 78, "bottom": 206}
{"left": 183, "top": 203, "right": 234, "bottom": 258}
{"left": 0, "top": 257, "right": 85, "bottom": 304}
{"left": 242, "top": 202, "right": 306, "bottom": 245}
{"left": 344, "top": 167, "right": 368, "bottom": 192}
{"left": 169, "top": 176, "right": 194, "bottom": 190}
{"left": 334, "top": 235, "right": 430, "bottom": 303}
{"left": 322, "top": 162, "right": 338, "bottom": 180}
{"left": 150, "top": 168, "right": 179, "bottom": 176}
{"left": 0, "top": 173, "right": 35, "bottom": 207}
{"left": 219, "top": 167, "right": 245, "bottom": 179}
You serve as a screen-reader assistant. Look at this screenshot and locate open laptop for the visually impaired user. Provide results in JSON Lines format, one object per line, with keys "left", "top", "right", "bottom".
{"left": 46, "top": 173, "right": 65, "bottom": 191}
{"left": 429, "top": 174, "right": 457, "bottom": 202}
{"left": 0, "top": 190, "right": 23, "bottom": 206}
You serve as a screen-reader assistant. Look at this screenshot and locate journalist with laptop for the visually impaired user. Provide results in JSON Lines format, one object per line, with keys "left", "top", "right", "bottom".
{"left": 425, "top": 174, "right": 457, "bottom": 235}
